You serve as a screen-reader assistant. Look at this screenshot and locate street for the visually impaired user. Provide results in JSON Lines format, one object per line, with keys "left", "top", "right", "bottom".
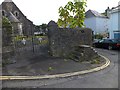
{"left": 2, "top": 48, "right": 119, "bottom": 88}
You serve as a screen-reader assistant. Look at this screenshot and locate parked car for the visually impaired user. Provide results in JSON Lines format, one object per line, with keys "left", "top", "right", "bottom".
{"left": 93, "top": 39, "right": 101, "bottom": 43}
{"left": 93, "top": 39, "right": 120, "bottom": 50}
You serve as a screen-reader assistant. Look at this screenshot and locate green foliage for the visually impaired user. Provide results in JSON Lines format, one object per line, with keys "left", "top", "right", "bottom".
{"left": 91, "top": 59, "right": 100, "bottom": 64}
{"left": 2, "top": 17, "right": 12, "bottom": 35}
{"left": 2, "top": 16, "right": 12, "bottom": 27}
{"left": 48, "top": 67, "right": 54, "bottom": 71}
{"left": 36, "top": 23, "right": 48, "bottom": 35}
{"left": 40, "top": 39, "right": 48, "bottom": 45}
{"left": 14, "top": 35, "right": 23, "bottom": 41}
{"left": 58, "top": 0, "right": 87, "bottom": 28}
{"left": 94, "top": 34, "right": 103, "bottom": 39}
{"left": 35, "top": 36, "right": 46, "bottom": 38}
{"left": 101, "top": 12, "right": 107, "bottom": 16}
{"left": 40, "top": 24, "right": 48, "bottom": 30}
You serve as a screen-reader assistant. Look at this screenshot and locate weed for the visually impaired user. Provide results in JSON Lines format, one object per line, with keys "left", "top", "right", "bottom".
{"left": 91, "top": 59, "right": 100, "bottom": 64}
{"left": 48, "top": 67, "right": 54, "bottom": 71}
{"left": 64, "top": 59, "right": 68, "bottom": 62}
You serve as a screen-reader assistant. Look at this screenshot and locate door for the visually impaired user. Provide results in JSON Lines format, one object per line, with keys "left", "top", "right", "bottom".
{"left": 114, "top": 32, "right": 120, "bottom": 39}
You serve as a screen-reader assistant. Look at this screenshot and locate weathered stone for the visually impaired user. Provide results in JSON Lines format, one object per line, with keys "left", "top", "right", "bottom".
{"left": 48, "top": 21, "right": 93, "bottom": 57}
{"left": 69, "top": 45, "right": 99, "bottom": 62}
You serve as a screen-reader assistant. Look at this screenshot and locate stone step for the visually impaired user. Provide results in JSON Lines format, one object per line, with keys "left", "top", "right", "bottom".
{"left": 69, "top": 52, "right": 85, "bottom": 62}
{"left": 69, "top": 55, "right": 81, "bottom": 62}
{"left": 72, "top": 51, "right": 83, "bottom": 56}
{"left": 68, "top": 45, "right": 99, "bottom": 62}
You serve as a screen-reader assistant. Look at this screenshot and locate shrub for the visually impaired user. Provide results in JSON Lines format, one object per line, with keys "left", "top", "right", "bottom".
{"left": 94, "top": 34, "right": 103, "bottom": 39}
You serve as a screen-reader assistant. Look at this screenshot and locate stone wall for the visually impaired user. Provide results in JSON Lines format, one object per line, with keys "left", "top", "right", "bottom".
{"left": 48, "top": 21, "right": 93, "bottom": 57}
{"left": 2, "top": 25, "right": 15, "bottom": 63}
{"left": 2, "top": 26, "right": 49, "bottom": 63}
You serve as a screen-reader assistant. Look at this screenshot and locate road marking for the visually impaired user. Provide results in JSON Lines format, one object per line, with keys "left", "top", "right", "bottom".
{"left": 0, "top": 54, "right": 110, "bottom": 80}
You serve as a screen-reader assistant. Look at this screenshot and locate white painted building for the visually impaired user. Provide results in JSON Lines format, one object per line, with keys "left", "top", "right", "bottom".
{"left": 84, "top": 10, "right": 109, "bottom": 35}
{"left": 108, "top": 5, "right": 120, "bottom": 39}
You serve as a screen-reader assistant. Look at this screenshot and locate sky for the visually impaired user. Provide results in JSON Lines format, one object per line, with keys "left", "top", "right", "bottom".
{"left": 0, "top": 0, "right": 120, "bottom": 25}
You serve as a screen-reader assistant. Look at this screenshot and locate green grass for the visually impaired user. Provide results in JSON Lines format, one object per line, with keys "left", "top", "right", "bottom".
{"left": 14, "top": 36, "right": 23, "bottom": 41}
{"left": 41, "top": 40, "right": 48, "bottom": 44}
{"left": 13, "top": 35, "right": 48, "bottom": 47}
{"left": 48, "top": 67, "right": 54, "bottom": 71}
{"left": 35, "top": 36, "right": 47, "bottom": 38}
{"left": 91, "top": 59, "right": 100, "bottom": 64}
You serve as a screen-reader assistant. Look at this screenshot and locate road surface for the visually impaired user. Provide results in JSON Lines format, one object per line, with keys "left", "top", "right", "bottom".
{"left": 2, "top": 48, "right": 119, "bottom": 88}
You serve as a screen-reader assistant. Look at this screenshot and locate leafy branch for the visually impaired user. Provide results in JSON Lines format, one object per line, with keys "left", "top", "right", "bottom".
{"left": 58, "top": 0, "right": 87, "bottom": 28}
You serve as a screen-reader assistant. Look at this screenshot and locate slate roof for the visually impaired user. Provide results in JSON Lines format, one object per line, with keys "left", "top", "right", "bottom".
{"left": 90, "top": 10, "right": 105, "bottom": 17}
{"left": 89, "top": 10, "right": 107, "bottom": 18}
{"left": 85, "top": 10, "right": 108, "bottom": 18}
{"left": 8, "top": 12, "right": 20, "bottom": 23}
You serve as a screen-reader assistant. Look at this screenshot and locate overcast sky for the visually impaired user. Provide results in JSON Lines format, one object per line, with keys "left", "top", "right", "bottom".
{"left": 0, "top": 0, "right": 120, "bottom": 25}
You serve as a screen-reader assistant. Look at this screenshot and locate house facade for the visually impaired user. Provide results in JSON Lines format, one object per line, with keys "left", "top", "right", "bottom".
{"left": 84, "top": 10, "right": 109, "bottom": 36}
{"left": 108, "top": 5, "right": 120, "bottom": 39}
{"left": 1, "top": 0, "right": 35, "bottom": 36}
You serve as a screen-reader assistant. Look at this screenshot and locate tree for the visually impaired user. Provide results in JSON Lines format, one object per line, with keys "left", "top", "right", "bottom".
{"left": 40, "top": 23, "right": 47, "bottom": 30}
{"left": 94, "top": 34, "right": 103, "bottom": 40}
{"left": 58, "top": 0, "right": 87, "bottom": 28}
{"left": 40, "top": 23, "right": 48, "bottom": 34}
{"left": 35, "top": 24, "right": 48, "bottom": 35}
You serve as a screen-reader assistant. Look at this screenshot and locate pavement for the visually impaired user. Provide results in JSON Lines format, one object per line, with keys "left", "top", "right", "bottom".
{"left": 2, "top": 51, "right": 107, "bottom": 76}
{"left": 1, "top": 54, "right": 110, "bottom": 80}
{"left": 1, "top": 48, "right": 118, "bottom": 88}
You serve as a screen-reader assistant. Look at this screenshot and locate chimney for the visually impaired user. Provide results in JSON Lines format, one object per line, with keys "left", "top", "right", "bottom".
{"left": 118, "top": 1, "right": 120, "bottom": 10}
{"left": 105, "top": 7, "right": 110, "bottom": 18}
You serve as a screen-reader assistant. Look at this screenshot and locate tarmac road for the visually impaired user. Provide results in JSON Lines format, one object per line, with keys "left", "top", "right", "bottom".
{"left": 2, "top": 48, "right": 119, "bottom": 88}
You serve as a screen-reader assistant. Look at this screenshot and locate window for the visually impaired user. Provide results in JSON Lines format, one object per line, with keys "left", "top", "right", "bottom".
{"left": 14, "top": 11, "right": 19, "bottom": 17}
{"left": 2, "top": 10, "right": 5, "bottom": 16}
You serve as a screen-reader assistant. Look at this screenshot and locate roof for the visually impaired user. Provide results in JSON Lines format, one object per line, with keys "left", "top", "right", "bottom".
{"left": 111, "top": 5, "right": 120, "bottom": 10}
{"left": 8, "top": 12, "right": 20, "bottom": 23}
{"left": 90, "top": 10, "right": 108, "bottom": 18}
{"left": 2, "top": 0, "right": 36, "bottom": 26}
{"left": 86, "top": 10, "right": 108, "bottom": 18}
{"left": 110, "top": 5, "right": 120, "bottom": 13}
{"left": 3, "top": 0, "right": 13, "bottom": 2}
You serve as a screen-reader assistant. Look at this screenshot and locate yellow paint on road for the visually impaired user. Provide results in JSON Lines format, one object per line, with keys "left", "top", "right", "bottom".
{"left": 0, "top": 54, "right": 110, "bottom": 80}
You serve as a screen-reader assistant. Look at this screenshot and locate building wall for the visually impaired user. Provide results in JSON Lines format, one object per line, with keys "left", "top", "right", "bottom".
{"left": 96, "top": 17, "right": 109, "bottom": 34}
{"left": 2, "top": 2, "right": 35, "bottom": 36}
{"left": 119, "top": 10, "right": 120, "bottom": 30}
{"left": 84, "top": 17, "right": 109, "bottom": 35}
{"left": 84, "top": 17, "right": 96, "bottom": 34}
{"left": 109, "top": 12, "right": 119, "bottom": 39}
